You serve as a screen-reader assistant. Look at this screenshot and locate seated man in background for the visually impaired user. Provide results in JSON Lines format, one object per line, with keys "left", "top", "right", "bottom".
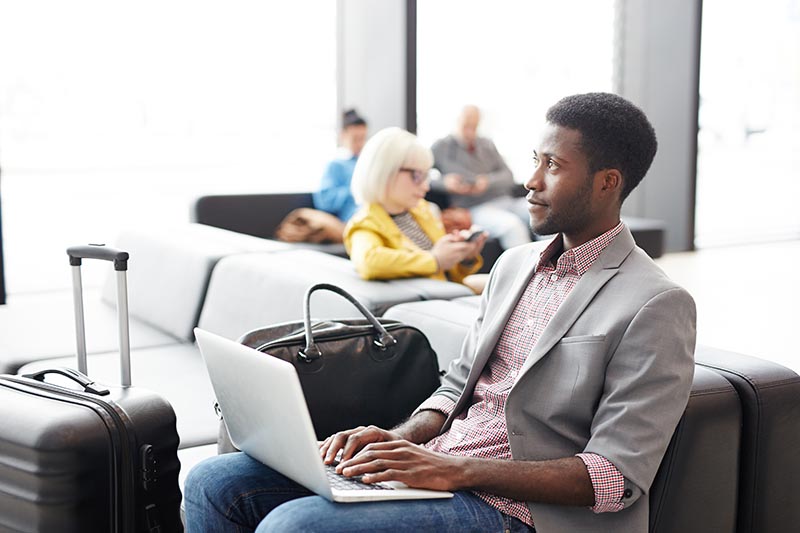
{"left": 431, "top": 105, "right": 532, "bottom": 249}
{"left": 313, "top": 109, "right": 369, "bottom": 222}
{"left": 184, "top": 92, "right": 696, "bottom": 533}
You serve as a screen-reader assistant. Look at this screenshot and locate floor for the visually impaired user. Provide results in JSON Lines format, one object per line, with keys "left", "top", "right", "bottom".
{"left": 654, "top": 239, "right": 800, "bottom": 374}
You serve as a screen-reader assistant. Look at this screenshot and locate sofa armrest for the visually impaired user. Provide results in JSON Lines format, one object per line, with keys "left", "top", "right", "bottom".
{"left": 696, "top": 346, "right": 800, "bottom": 532}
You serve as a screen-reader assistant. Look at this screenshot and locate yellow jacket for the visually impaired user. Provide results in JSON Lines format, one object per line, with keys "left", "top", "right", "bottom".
{"left": 344, "top": 201, "right": 482, "bottom": 284}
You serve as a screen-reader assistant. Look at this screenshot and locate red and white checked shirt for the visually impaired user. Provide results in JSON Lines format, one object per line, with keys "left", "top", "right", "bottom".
{"left": 419, "top": 223, "right": 627, "bottom": 526}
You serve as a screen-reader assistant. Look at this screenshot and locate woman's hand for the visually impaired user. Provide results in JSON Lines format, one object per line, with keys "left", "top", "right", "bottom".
{"left": 462, "top": 231, "right": 488, "bottom": 258}
{"left": 431, "top": 234, "right": 474, "bottom": 270}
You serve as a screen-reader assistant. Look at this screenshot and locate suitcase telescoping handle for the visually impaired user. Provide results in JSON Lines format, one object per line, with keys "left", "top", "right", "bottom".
{"left": 67, "top": 244, "right": 132, "bottom": 387}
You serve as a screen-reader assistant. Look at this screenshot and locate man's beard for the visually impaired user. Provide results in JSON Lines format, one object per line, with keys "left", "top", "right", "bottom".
{"left": 530, "top": 179, "right": 594, "bottom": 237}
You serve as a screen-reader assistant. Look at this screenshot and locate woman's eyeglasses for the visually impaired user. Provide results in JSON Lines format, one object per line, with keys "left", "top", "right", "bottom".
{"left": 399, "top": 168, "right": 430, "bottom": 185}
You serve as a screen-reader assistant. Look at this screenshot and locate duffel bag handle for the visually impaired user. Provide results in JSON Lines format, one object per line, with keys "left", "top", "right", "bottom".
{"left": 301, "top": 283, "right": 396, "bottom": 361}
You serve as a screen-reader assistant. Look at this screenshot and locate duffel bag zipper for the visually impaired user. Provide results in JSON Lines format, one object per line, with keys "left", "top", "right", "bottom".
{"left": 255, "top": 322, "right": 413, "bottom": 353}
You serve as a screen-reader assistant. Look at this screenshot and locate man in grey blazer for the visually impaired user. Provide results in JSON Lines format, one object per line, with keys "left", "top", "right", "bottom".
{"left": 184, "top": 93, "right": 696, "bottom": 533}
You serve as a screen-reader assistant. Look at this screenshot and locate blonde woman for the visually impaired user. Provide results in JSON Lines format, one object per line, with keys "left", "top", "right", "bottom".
{"left": 345, "top": 127, "right": 487, "bottom": 290}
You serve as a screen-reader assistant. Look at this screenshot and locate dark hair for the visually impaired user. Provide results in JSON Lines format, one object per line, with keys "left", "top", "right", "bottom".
{"left": 342, "top": 108, "right": 367, "bottom": 129}
{"left": 545, "top": 92, "right": 657, "bottom": 201}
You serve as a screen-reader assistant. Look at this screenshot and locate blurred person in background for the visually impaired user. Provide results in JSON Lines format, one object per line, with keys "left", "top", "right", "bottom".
{"left": 313, "top": 109, "right": 369, "bottom": 222}
{"left": 345, "top": 127, "right": 487, "bottom": 293}
{"left": 431, "top": 105, "right": 531, "bottom": 249}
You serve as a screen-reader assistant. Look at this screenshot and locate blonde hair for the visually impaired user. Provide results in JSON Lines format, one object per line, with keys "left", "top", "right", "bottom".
{"left": 351, "top": 127, "right": 434, "bottom": 204}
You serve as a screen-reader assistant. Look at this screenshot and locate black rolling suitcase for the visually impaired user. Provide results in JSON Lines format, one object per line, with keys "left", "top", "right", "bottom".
{"left": 0, "top": 245, "right": 183, "bottom": 532}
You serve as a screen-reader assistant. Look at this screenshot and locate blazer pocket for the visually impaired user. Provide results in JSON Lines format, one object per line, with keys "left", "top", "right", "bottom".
{"left": 558, "top": 334, "right": 606, "bottom": 345}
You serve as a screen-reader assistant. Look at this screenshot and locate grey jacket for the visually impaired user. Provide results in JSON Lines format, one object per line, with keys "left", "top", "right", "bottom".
{"left": 433, "top": 227, "right": 697, "bottom": 532}
{"left": 430, "top": 135, "right": 515, "bottom": 208}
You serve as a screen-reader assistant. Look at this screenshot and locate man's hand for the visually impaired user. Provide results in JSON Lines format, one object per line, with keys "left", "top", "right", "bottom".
{"left": 320, "top": 425, "right": 402, "bottom": 465}
{"left": 336, "top": 440, "right": 467, "bottom": 492}
{"left": 443, "top": 173, "right": 473, "bottom": 195}
{"left": 471, "top": 175, "right": 490, "bottom": 195}
{"left": 321, "top": 411, "right": 447, "bottom": 466}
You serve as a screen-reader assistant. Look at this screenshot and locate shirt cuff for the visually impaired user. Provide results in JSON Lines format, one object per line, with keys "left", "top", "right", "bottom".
{"left": 576, "top": 453, "right": 626, "bottom": 513}
{"left": 412, "top": 395, "right": 456, "bottom": 419}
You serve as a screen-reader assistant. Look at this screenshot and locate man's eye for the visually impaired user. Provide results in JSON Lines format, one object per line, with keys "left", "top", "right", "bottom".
{"left": 532, "top": 155, "right": 540, "bottom": 166}
{"left": 547, "top": 159, "right": 560, "bottom": 170}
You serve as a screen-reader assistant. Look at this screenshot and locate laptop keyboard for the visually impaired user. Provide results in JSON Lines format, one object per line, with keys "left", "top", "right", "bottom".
{"left": 325, "top": 464, "right": 395, "bottom": 491}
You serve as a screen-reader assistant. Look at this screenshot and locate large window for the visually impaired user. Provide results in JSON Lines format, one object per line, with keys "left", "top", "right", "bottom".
{"left": 695, "top": 0, "right": 800, "bottom": 247}
{"left": 0, "top": 1, "right": 336, "bottom": 292}
{"left": 416, "top": 0, "right": 616, "bottom": 181}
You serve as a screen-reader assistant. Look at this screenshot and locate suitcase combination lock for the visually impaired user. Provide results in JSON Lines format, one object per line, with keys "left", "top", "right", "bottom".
{"left": 140, "top": 444, "right": 159, "bottom": 490}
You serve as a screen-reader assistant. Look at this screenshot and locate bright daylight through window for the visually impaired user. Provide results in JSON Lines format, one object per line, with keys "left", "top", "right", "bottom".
{"left": 0, "top": 1, "right": 336, "bottom": 292}
{"left": 695, "top": 0, "right": 800, "bottom": 247}
{"left": 416, "top": 0, "right": 616, "bottom": 182}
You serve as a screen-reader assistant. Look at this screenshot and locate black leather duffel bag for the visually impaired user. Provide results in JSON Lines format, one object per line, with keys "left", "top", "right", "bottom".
{"left": 219, "top": 283, "right": 442, "bottom": 449}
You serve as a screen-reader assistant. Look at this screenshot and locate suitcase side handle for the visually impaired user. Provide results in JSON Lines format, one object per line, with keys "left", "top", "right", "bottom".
{"left": 23, "top": 367, "right": 111, "bottom": 396}
{"left": 67, "top": 244, "right": 129, "bottom": 271}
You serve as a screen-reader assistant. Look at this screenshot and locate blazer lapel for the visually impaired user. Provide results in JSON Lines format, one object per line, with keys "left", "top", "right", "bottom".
{"left": 476, "top": 245, "right": 541, "bottom": 363}
{"left": 516, "top": 227, "right": 636, "bottom": 379}
{"left": 445, "top": 244, "right": 543, "bottom": 423}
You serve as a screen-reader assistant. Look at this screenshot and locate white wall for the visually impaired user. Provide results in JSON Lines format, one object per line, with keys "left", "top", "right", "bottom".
{"left": 337, "top": 0, "right": 408, "bottom": 131}
{"left": 616, "top": 0, "right": 702, "bottom": 252}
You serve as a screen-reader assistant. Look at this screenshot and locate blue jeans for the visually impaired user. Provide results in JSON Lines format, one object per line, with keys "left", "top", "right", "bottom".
{"left": 184, "top": 452, "right": 534, "bottom": 533}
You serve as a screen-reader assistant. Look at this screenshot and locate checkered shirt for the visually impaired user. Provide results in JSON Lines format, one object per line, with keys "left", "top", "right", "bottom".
{"left": 419, "top": 223, "right": 627, "bottom": 526}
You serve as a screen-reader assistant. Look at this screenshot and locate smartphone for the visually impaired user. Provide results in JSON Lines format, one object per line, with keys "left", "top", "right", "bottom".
{"left": 464, "top": 227, "right": 485, "bottom": 242}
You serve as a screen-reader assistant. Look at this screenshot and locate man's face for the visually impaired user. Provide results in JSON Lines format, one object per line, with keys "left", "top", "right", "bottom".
{"left": 342, "top": 124, "right": 368, "bottom": 156}
{"left": 525, "top": 124, "right": 598, "bottom": 237}
{"left": 457, "top": 108, "right": 480, "bottom": 145}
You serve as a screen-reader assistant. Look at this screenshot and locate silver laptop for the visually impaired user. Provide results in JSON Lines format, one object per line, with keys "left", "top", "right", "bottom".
{"left": 194, "top": 328, "right": 453, "bottom": 503}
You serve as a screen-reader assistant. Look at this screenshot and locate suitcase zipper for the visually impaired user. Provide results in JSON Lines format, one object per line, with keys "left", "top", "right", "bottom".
{"left": 0, "top": 377, "right": 137, "bottom": 533}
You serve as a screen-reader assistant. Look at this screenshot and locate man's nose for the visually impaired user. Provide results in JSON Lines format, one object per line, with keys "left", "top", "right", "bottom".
{"left": 525, "top": 165, "right": 544, "bottom": 191}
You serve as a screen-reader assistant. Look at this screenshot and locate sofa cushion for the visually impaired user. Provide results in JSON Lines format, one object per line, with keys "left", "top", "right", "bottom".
{"left": 197, "top": 250, "right": 472, "bottom": 342}
{"left": 384, "top": 299, "right": 480, "bottom": 371}
{"left": 0, "top": 289, "right": 177, "bottom": 374}
{"left": 103, "top": 224, "right": 288, "bottom": 341}
{"left": 17, "top": 343, "right": 218, "bottom": 449}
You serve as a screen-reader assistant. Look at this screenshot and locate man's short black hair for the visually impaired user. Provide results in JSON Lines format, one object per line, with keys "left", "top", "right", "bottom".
{"left": 545, "top": 92, "right": 657, "bottom": 201}
{"left": 342, "top": 108, "right": 367, "bottom": 129}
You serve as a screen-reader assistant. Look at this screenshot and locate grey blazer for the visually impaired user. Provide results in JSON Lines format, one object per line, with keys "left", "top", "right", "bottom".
{"left": 434, "top": 227, "right": 697, "bottom": 533}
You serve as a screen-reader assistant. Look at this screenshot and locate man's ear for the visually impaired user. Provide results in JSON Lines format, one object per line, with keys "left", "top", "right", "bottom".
{"left": 598, "top": 169, "right": 623, "bottom": 196}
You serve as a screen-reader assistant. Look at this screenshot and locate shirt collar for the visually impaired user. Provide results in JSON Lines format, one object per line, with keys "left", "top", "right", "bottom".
{"left": 537, "top": 222, "right": 625, "bottom": 276}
